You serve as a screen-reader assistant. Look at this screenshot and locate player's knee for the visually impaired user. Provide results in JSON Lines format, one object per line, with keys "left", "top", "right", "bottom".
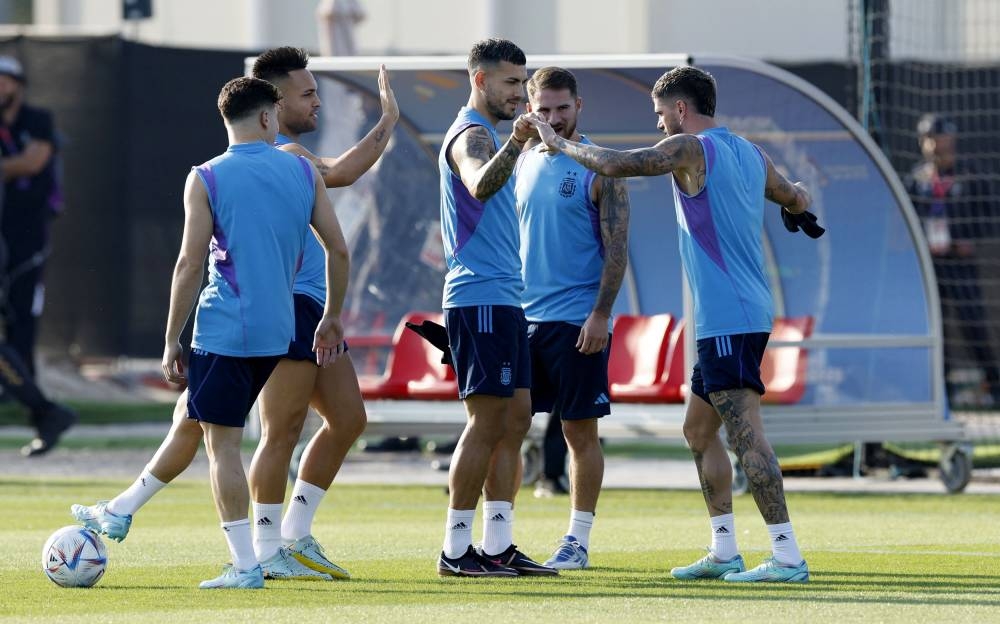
{"left": 563, "top": 419, "right": 599, "bottom": 453}
{"left": 683, "top": 420, "right": 718, "bottom": 453}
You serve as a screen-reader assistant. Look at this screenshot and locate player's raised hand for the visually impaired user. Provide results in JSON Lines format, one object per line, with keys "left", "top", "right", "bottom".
{"left": 161, "top": 341, "right": 185, "bottom": 384}
{"left": 512, "top": 112, "right": 540, "bottom": 145}
{"left": 527, "top": 115, "right": 560, "bottom": 151}
{"left": 378, "top": 64, "right": 399, "bottom": 123}
{"left": 313, "top": 313, "right": 345, "bottom": 366}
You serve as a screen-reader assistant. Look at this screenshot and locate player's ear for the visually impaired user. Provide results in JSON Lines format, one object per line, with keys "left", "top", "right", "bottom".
{"left": 576, "top": 97, "right": 583, "bottom": 114}
{"left": 473, "top": 68, "right": 487, "bottom": 91}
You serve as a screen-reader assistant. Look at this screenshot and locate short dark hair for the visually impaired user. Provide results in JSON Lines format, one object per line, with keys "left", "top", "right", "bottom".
{"left": 467, "top": 38, "right": 526, "bottom": 73}
{"left": 917, "top": 113, "right": 957, "bottom": 137}
{"left": 652, "top": 66, "right": 717, "bottom": 117}
{"left": 217, "top": 77, "right": 282, "bottom": 122}
{"left": 252, "top": 46, "right": 310, "bottom": 84}
{"left": 527, "top": 66, "right": 578, "bottom": 99}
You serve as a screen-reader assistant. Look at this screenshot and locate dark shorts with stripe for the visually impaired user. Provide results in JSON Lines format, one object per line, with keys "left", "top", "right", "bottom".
{"left": 689, "top": 332, "right": 769, "bottom": 403}
{"left": 528, "top": 321, "right": 611, "bottom": 420}
{"left": 285, "top": 293, "right": 348, "bottom": 363}
{"left": 186, "top": 350, "right": 281, "bottom": 427}
{"left": 444, "top": 304, "right": 530, "bottom": 399}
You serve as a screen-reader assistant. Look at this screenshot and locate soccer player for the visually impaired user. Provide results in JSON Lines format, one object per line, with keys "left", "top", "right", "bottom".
{"left": 436, "top": 38, "right": 555, "bottom": 577}
{"left": 529, "top": 66, "right": 815, "bottom": 583}
{"left": 245, "top": 47, "right": 396, "bottom": 581}
{"left": 71, "top": 50, "right": 397, "bottom": 581}
{"left": 164, "top": 76, "right": 348, "bottom": 589}
{"left": 515, "top": 67, "right": 630, "bottom": 569}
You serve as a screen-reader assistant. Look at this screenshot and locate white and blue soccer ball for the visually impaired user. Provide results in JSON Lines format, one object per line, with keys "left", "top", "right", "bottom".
{"left": 42, "top": 525, "right": 108, "bottom": 588}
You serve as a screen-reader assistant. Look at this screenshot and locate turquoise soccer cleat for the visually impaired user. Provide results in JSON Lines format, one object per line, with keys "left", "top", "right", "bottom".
{"left": 199, "top": 564, "right": 265, "bottom": 589}
{"left": 670, "top": 550, "right": 746, "bottom": 580}
{"left": 70, "top": 501, "right": 133, "bottom": 542}
{"left": 724, "top": 557, "right": 809, "bottom": 583}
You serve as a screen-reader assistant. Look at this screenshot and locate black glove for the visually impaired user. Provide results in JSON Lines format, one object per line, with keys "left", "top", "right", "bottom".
{"left": 404, "top": 320, "right": 454, "bottom": 369}
{"left": 781, "top": 207, "right": 826, "bottom": 239}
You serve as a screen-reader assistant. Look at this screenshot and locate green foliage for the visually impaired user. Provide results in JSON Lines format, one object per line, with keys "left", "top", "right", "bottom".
{"left": 5, "top": 481, "right": 999, "bottom": 623}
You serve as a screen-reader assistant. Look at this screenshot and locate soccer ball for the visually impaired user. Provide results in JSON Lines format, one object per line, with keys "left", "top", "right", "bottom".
{"left": 42, "top": 525, "right": 108, "bottom": 588}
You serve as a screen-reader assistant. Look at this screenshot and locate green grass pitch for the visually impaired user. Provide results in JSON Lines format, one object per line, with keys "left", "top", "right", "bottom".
{"left": 5, "top": 478, "right": 999, "bottom": 623}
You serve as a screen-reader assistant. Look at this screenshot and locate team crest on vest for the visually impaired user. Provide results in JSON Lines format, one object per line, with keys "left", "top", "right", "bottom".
{"left": 559, "top": 171, "right": 577, "bottom": 198}
{"left": 500, "top": 362, "right": 512, "bottom": 386}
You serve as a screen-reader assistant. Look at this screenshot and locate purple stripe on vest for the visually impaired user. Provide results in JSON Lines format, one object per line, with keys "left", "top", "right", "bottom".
{"left": 584, "top": 169, "right": 605, "bottom": 259}
{"left": 211, "top": 223, "right": 240, "bottom": 296}
{"left": 196, "top": 164, "right": 218, "bottom": 206}
{"left": 678, "top": 136, "right": 727, "bottom": 273}
{"left": 451, "top": 175, "right": 486, "bottom": 255}
{"left": 296, "top": 155, "right": 314, "bottom": 186}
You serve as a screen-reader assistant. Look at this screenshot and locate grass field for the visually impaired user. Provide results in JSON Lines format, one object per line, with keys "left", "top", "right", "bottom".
{"left": 5, "top": 478, "right": 1000, "bottom": 623}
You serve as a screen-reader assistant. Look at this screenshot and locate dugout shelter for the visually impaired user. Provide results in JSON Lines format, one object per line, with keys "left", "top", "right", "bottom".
{"left": 260, "top": 54, "right": 970, "bottom": 490}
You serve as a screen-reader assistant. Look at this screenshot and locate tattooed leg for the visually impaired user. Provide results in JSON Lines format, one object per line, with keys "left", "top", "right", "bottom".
{"left": 709, "top": 388, "right": 789, "bottom": 525}
{"left": 683, "top": 394, "right": 732, "bottom": 516}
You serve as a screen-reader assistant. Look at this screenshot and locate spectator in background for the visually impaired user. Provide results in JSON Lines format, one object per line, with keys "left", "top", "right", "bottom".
{"left": 0, "top": 55, "right": 76, "bottom": 456}
{"left": 905, "top": 114, "right": 1000, "bottom": 407}
{"left": 534, "top": 413, "right": 569, "bottom": 498}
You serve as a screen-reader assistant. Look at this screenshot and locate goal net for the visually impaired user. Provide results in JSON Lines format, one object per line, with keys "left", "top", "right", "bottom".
{"left": 851, "top": 0, "right": 1000, "bottom": 413}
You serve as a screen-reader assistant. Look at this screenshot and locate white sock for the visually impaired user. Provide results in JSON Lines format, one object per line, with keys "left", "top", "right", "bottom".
{"left": 567, "top": 510, "right": 595, "bottom": 549}
{"left": 482, "top": 501, "right": 513, "bottom": 556}
{"left": 709, "top": 513, "right": 738, "bottom": 561}
{"left": 767, "top": 521, "right": 803, "bottom": 565}
{"left": 108, "top": 468, "right": 166, "bottom": 516}
{"left": 221, "top": 518, "right": 258, "bottom": 572}
{"left": 252, "top": 502, "right": 284, "bottom": 561}
{"left": 281, "top": 480, "right": 327, "bottom": 542}
{"left": 443, "top": 509, "right": 475, "bottom": 559}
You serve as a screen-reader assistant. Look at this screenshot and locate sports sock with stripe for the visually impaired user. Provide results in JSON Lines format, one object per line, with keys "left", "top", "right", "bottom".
{"left": 709, "top": 513, "right": 738, "bottom": 561}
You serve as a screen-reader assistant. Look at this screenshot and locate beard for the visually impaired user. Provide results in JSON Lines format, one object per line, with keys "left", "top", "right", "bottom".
{"left": 485, "top": 92, "right": 517, "bottom": 121}
{"left": 284, "top": 114, "right": 317, "bottom": 136}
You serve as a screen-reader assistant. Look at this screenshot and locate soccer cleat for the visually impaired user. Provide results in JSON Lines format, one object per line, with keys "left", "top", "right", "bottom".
{"left": 199, "top": 564, "right": 265, "bottom": 589}
{"left": 543, "top": 535, "right": 589, "bottom": 570}
{"left": 438, "top": 545, "right": 519, "bottom": 577}
{"left": 285, "top": 535, "right": 350, "bottom": 580}
{"left": 260, "top": 547, "right": 333, "bottom": 581}
{"left": 476, "top": 544, "right": 559, "bottom": 576}
{"left": 70, "top": 500, "right": 132, "bottom": 542}
{"left": 724, "top": 557, "right": 809, "bottom": 583}
{"left": 670, "top": 550, "right": 745, "bottom": 580}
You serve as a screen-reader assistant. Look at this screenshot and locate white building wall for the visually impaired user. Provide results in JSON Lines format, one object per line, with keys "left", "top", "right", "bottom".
{"left": 17, "top": 0, "right": 998, "bottom": 62}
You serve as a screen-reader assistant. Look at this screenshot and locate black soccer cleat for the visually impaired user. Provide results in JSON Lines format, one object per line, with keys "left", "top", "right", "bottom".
{"left": 476, "top": 544, "right": 559, "bottom": 576}
{"left": 438, "top": 545, "right": 519, "bottom": 577}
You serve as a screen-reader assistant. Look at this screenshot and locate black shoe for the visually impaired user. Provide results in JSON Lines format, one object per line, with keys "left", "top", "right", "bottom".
{"left": 438, "top": 545, "right": 518, "bottom": 577}
{"left": 476, "top": 544, "right": 558, "bottom": 576}
{"left": 21, "top": 404, "right": 77, "bottom": 457}
{"left": 361, "top": 436, "right": 421, "bottom": 453}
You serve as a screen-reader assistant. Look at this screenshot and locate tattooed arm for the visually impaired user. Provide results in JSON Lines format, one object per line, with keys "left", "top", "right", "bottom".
{"left": 761, "top": 148, "right": 811, "bottom": 215}
{"left": 577, "top": 174, "right": 631, "bottom": 355}
{"left": 279, "top": 65, "right": 398, "bottom": 188}
{"left": 448, "top": 124, "right": 526, "bottom": 202}
{"left": 531, "top": 118, "right": 702, "bottom": 178}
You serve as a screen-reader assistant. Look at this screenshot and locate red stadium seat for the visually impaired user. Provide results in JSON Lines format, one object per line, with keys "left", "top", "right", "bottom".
{"left": 358, "top": 311, "right": 457, "bottom": 400}
{"left": 761, "top": 316, "right": 814, "bottom": 405}
{"left": 608, "top": 313, "right": 682, "bottom": 403}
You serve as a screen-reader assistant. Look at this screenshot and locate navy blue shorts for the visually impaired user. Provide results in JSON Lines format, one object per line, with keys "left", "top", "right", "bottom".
{"left": 689, "top": 332, "right": 769, "bottom": 403}
{"left": 186, "top": 350, "right": 281, "bottom": 427}
{"left": 285, "top": 293, "right": 348, "bottom": 362}
{"left": 528, "top": 321, "right": 611, "bottom": 420}
{"left": 445, "top": 305, "right": 530, "bottom": 399}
